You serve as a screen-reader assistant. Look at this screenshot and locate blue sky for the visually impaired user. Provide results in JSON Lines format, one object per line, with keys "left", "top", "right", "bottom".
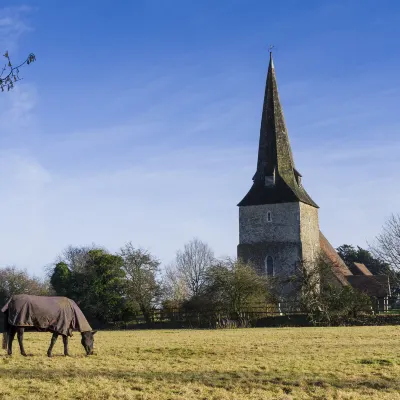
{"left": 0, "top": 1, "right": 399, "bottom": 277}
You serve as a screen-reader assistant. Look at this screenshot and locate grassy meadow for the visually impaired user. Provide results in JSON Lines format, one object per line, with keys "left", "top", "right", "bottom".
{"left": 0, "top": 326, "right": 400, "bottom": 399}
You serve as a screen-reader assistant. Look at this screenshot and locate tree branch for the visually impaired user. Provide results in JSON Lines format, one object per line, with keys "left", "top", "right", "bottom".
{"left": 0, "top": 51, "right": 36, "bottom": 92}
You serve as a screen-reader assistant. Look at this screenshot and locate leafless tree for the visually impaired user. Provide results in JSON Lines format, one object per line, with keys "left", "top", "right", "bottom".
{"left": 370, "top": 213, "right": 400, "bottom": 272}
{"left": 0, "top": 51, "right": 36, "bottom": 92}
{"left": 43, "top": 243, "right": 103, "bottom": 280}
{"left": 0, "top": 266, "right": 50, "bottom": 305}
{"left": 162, "top": 263, "right": 190, "bottom": 306}
{"left": 59, "top": 244, "right": 102, "bottom": 272}
{"left": 175, "top": 238, "right": 215, "bottom": 297}
{"left": 286, "top": 254, "right": 372, "bottom": 325}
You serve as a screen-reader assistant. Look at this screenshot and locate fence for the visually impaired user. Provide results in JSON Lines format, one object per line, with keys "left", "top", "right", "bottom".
{"left": 105, "top": 296, "right": 400, "bottom": 330}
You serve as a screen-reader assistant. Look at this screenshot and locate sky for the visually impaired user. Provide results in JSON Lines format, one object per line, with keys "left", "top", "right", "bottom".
{"left": 0, "top": 0, "right": 399, "bottom": 277}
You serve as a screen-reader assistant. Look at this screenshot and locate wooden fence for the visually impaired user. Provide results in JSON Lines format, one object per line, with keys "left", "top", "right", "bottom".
{"left": 105, "top": 297, "right": 400, "bottom": 330}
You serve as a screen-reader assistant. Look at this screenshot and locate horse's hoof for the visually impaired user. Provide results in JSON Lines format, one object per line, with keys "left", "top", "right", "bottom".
{"left": 47, "top": 354, "right": 52, "bottom": 358}
{"left": 21, "top": 353, "right": 28, "bottom": 357}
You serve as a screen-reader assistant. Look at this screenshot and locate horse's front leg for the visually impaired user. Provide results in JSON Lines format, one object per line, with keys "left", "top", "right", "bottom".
{"left": 62, "top": 335, "right": 70, "bottom": 356}
{"left": 7, "top": 326, "right": 17, "bottom": 356}
{"left": 17, "top": 328, "right": 27, "bottom": 357}
{"left": 47, "top": 333, "right": 58, "bottom": 358}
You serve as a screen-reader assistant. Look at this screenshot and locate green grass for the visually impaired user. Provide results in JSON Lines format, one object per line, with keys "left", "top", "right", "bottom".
{"left": 1, "top": 326, "right": 400, "bottom": 399}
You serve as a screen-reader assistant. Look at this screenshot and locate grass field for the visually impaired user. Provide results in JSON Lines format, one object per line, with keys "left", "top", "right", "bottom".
{"left": 0, "top": 326, "right": 400, "bottom": 399}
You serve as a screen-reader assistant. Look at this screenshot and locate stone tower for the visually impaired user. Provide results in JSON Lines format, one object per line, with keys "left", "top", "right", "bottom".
{"left": 237, "top": 53, "right": 320, "bottom": 278}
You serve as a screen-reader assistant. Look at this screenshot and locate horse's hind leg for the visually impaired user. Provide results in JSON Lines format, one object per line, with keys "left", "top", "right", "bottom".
{"left": 7, "top": 326, "right": 17, "bottom": 356}
{"left": 47, "top": 333, "right": 58, "bottom": 357}
{"left": 17, "top": 328, "right": 27, "bottom": 357}
{"left": 62, "top": 335, "right": 70, "bottom": 356}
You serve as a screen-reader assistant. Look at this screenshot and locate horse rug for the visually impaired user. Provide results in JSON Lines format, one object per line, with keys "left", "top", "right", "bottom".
{"left": 1, "top": 294, "right": 92, "bottom": 336}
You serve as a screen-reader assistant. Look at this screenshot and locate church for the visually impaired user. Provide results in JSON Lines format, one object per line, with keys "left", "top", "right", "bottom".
{"left": 237, "top": 53, "right": 390, "bottom": 308}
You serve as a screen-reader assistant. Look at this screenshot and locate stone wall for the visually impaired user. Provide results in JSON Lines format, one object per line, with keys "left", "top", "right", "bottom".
{"left": 239, "top": 203, "right": 300, "bottom": 244}
{"left": 238, "top": 201, "right": 320, "bottom": 279}
{"left": 299, "top": 203, "right": 320, "bottom": 264}
{"left": 237, "top": 242, "right": 300, "bottom": 275}
{"left": 238, "top": 202, "right": 302, "bottom": 276}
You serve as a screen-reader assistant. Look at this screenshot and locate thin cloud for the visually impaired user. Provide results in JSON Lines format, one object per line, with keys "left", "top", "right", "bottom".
{"left": 0, "top": 11, "right": 398, "bottom": 278}
{"left": 0, "top": 6, "right": 33, "bottom": 51}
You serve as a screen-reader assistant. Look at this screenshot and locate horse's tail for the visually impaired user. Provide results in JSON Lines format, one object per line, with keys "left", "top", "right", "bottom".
{"left": 2, "top": 312, "right": 9, "bottom": 350}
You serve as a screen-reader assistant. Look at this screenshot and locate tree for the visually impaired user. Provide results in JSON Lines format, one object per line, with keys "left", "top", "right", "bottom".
{"left": 175, "top": 238, "right": 214, "bottom": 297}
{"left": 56, "top": 244, "right": 100, "bottom": 273}
{"left": 49, "top": 246, "right": 127, "bottom": 324}
{"left": 161, "top": 263, "right": 190, "bottom": 308}
{"left": 79, "top": 249, "right": 126, "bottom": 323}
{"left": 49, "top": 262, "right": 71, "bottom": 297}
{"left": 205, "top": 258, "right": 274, "bottom": 315}
{"left": 0, "top": 266, "right": 50, "bottom": 306}
{"left": 178, "top": 258, "right": 275, "bottom": 327}
{"left": 370, "top": 214, "right": 400, "bottom": 272}
{"left": 290, "top": 255, "right": 372, "bottom": 325}
{"left": 119, "top": 242, "right": 161, "bottom": 323}
{"left": 336, "top": 244, "right": 390, "bottom": 275}
{"left": 369, "top": 213, "right": 400, "bottom": 296}
{"left": 1, "top": 51, "right": 36, "bottom": 92}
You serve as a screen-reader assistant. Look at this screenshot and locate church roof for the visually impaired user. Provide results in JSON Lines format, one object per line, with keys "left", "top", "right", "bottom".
{"left": 238, "top": 53, "right": 318, "bottom": 208}
{"left": 319, "top": 231, "right": 352, "bottom": 286}
{"left": 346, "top": 275, "right": 390, "bottom": 298}
{"left": 319, "top": 232, "right": 391, "bottom": 297}
{"left": 348, "top": 262, "right": 373, "bottom": 276}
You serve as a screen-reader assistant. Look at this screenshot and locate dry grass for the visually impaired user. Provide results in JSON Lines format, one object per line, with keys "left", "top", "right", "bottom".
{"left": 1, "top": 326, "right": 400, "bottom": 399}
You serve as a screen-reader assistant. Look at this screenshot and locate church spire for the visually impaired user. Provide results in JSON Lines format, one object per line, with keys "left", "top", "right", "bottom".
{"left": 238, "top": 52, "right": 318, "bottom": 208}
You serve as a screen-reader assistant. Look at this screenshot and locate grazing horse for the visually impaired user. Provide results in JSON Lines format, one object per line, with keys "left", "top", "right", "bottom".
{"left": 2, "top": 294, "right": 97, "bottom": 357}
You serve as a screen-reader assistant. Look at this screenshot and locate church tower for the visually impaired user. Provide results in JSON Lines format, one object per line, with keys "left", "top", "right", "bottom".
{"left": 237, "top": 53, "right": 320, "bottom": 278}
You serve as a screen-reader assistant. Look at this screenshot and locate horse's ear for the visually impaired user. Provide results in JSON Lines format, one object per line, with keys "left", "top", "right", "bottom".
{"left": 92, "top": 330, "right": 97, "bottom": 335}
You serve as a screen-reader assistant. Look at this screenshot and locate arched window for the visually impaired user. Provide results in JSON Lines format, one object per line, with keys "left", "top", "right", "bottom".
{"left": 265, "top": 256, "right": 274, "bottom": 276}
{"left": 267, "top": 211, "right": 272, "bottom": 222}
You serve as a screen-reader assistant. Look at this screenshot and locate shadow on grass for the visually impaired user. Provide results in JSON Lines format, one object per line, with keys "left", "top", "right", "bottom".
{"left": 0, "top": 367, "right": 399, "bottom": 392}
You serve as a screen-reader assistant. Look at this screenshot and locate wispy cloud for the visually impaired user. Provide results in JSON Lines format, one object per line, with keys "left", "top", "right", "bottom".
{"left": 295, "top": 140, "right": 400, "bottom": 251}
{"left": 0, "top": 6, "right": 33, "bottom": 51}
{"left": 0, "top": 12, "right": 399, "bottom": 279}
{"left": 0, "top": 143, "right": 246, "bottom": 272}
{"left": 1, "top": 107, "right": 399, "bottom": 277}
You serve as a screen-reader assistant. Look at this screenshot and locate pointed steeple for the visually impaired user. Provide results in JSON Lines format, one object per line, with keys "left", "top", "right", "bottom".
{"left": 238, "top": 53, "right": 318, "bottom": 208}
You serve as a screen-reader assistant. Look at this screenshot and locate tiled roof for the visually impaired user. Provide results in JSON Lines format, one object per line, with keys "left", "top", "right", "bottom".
{"left": 319, "top": 231, "right": 352, "bottom": 286}
{"left": 348, "top": 262, "right": 373, "bottom": 276}
{"left": 346, "top": 275, "right": 390, "bottom": 297}
{"left": 319, "top": 233, "right": 390, "bottom": 296}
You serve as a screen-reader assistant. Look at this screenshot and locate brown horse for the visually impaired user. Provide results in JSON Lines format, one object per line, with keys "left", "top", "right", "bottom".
{"left": 2, "top": 294, "right": 97, "bottom": 357}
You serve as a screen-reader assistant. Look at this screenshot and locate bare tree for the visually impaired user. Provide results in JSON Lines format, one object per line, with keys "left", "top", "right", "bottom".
{"left": 369, "top": 214, "right": 400, "bottom": 296}
{"left": 370, "top": 213, "right": 400, "bottom": 272}
{"left": 0, "top": 51, "right": 36, "bottom": 92}
{"left": 44, "top": 243, "right": 103, "bottom": 283}
{"left": 0, "top": 266, "right": 50, "bottom": 305}
{"left": 287, "top": 254, "right": 372, "bottom": 325}
{"left": 57, "top": 244, "right": 102, "bottom": 272}
{"left": 162, "top": 263, "right": 190, "bottom": 307}
{"left": 175, "top": 238, "right": 215, "bottom": 297}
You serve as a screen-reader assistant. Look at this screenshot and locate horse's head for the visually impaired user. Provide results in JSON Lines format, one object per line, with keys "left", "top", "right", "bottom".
{"left": 81, "top": 330, "right": 97, "bottom": 355}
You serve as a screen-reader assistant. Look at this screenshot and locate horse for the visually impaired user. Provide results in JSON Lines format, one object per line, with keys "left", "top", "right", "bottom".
{"left": 2, "top": 294, "right": 97, "bottom": 357}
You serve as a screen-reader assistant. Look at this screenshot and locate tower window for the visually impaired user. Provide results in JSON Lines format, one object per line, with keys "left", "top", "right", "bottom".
{"left": 265, "top": 256, "right": 274, "bottom": 276}
{"left": 267, "top": 211, "right": 272, "bottom": 222}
